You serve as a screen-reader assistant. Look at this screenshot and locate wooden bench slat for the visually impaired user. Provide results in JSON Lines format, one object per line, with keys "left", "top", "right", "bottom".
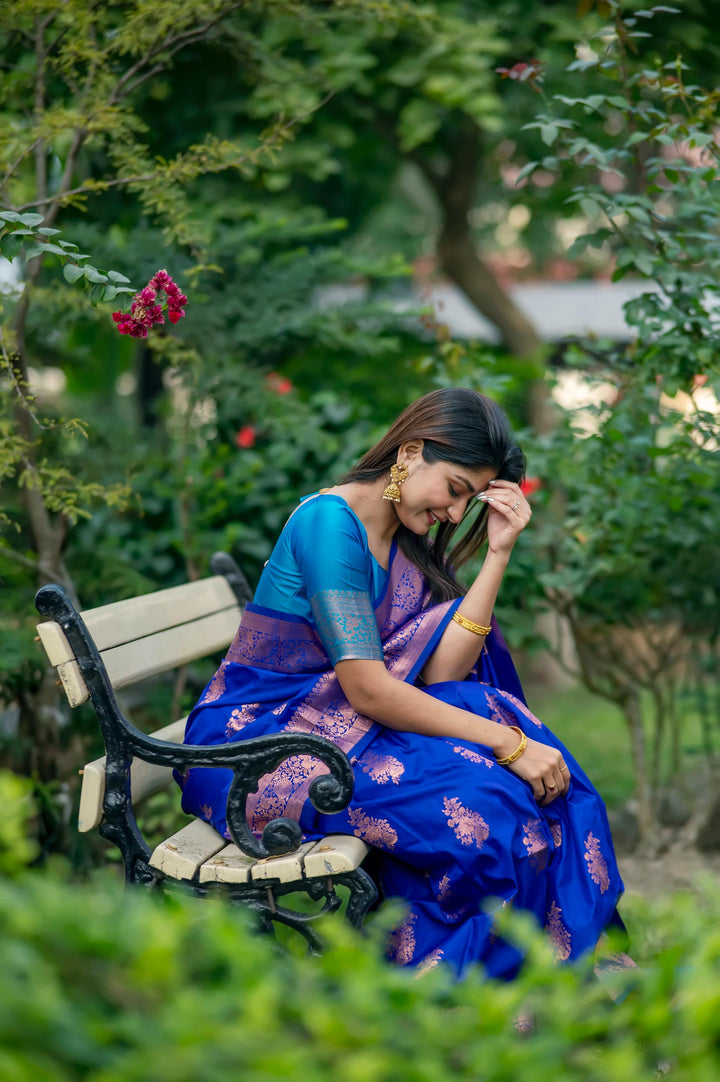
{"left": 101, "top": 609, "right": 240, "bottom": 689}
{"left": 149, "top": 818, "right": 226, "bottom": 879}
{"left": 36, "top": 576, "right": 239, "bottom": 664}
{"left": 302, "top": 834, "right": 369, "bottom": 877}
{"left": 78, "top": 718, "right": 187, "bottom": 832}
{"left": 250, "top": 842, "right": 319, "bottom": 884}
{"left": 56, "top": 657, "right": 91, "bottom": 708}
{"left": 84, "top": 576, "right": 239, "bottom": 650}
{"left": 198, "top": 843, "right": 256, "bottom": 884}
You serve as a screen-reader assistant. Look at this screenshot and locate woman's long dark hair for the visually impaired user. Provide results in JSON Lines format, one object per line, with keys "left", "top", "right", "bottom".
{"left": 342, "top": 388, "right": 525, "bottom": 602}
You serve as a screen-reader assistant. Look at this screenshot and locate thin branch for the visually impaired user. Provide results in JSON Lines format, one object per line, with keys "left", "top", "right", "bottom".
{"left": 108, "top": 4, "right": 246, "bottom": 107}
{"left": 0, "top": 546, "right": 40, "bottom": 573}
{"left": 0, "top": 138, "right": 44, "bottom": 197}
{"left": 16, "top": 90, "right": 336, "bottom": 212}
{"left": 0, "top": 326, "right": 51, "bottom": 431}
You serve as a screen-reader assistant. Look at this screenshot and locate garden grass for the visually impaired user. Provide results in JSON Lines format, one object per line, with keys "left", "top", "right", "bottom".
{"left": 526, "top": 679, "right": 717, "bottom": 811}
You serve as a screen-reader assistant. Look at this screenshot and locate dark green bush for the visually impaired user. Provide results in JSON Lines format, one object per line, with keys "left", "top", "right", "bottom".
{"left": 2, "top": 772, "right": 720, "bottom": 1080}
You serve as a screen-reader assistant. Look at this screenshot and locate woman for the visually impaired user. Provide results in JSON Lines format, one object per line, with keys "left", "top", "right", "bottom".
{"left": 179, "top": 388, "right": 625, "bottom": 980}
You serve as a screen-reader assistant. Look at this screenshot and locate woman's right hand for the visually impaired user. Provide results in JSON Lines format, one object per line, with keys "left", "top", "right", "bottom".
{"left": 504, "top": 736, "right": 571, "bottom": 805}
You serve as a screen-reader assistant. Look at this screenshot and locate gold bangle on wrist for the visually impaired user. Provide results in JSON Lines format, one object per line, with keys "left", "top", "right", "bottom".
{"left": 452, "top": 611, "right": 492, "bottom": 636}
{"left": 496, "top": 725, "right": 527, "bottom": 765}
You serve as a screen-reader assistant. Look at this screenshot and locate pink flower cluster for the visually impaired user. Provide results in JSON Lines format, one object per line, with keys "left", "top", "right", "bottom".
{"left": 112, "top": 269, "right": 187, "bottom": 338}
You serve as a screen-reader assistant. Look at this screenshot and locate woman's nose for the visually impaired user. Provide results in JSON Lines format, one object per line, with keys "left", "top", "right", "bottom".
{"left": 447, "top": 499, "right": 465, "bottom": 524}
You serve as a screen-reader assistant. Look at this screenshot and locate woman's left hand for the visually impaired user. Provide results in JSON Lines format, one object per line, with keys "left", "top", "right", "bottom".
{"left": 479, "top": 480, "right": 531, "bottom": 557}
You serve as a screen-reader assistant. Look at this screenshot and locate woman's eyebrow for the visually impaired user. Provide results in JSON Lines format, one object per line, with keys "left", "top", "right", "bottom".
{"left": 455, "top": 475, "right": 477, "bottom": 494}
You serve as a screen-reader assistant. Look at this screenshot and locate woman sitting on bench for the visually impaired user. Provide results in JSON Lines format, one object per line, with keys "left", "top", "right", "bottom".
{"left": 177, "top": 387, "right": 627, "bottom": 979}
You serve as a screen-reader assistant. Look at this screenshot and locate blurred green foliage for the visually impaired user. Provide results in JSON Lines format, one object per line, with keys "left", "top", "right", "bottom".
{"left": 1, "top": 772, "right": 720, "bottom": 1081}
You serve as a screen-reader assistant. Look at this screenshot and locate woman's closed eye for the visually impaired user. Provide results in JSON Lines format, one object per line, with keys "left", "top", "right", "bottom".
{"left": 448, "top": 485, "right": 459, "bottom": 498}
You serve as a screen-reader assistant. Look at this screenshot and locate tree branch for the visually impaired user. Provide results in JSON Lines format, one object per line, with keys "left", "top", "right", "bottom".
{"left": 0, "top": 546, "right": 40, "bottom": 573}
{"left": 16, "top": 90, "right": 335, "bottom": 212}
{"left": 108, "top": 4, "right": 246, "bottom": 107}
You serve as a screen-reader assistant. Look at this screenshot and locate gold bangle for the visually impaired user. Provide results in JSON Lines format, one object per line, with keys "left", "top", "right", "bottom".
{"left": 452, "top": 611, "right": 492, "bottom": 636}
{"left": 496, "top": 725, "right": 527, "bottom": 765}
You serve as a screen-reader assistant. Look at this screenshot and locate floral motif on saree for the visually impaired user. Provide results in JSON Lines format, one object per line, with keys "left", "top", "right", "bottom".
{"left": 387, "top": 911, "right": 417, "bottom": 965}
{"left": 347, "top": 806, "right": 398, "bottom": 850}
{"left": 547, "top": 901, "right": 572, "bottom": 962}
{"left": 522, "top": 818, "right": 550, "bottom": 873}
{"left": 358, "top": 752, "right": 405, "bottom": 784}
{"left": 447, "top": 743, "right": 494, "bottom": 768}
{"left": 442, "top": 796, "right": 490, "bottom": 849}
{"left": 584, "top": 831, "right": 610, "bottom": 892}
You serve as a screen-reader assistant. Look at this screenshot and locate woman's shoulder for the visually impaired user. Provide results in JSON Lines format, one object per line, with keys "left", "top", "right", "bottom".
{"left": 285, "top": 492, "right": 367, "bottom": 544}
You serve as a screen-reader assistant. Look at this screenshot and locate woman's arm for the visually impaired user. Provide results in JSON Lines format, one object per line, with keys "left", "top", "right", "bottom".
{"left": 422, "top": 479, "right": 531, "bottom": 684}
{"left": 334, "top": 657, "right": 569, "bottom": 804}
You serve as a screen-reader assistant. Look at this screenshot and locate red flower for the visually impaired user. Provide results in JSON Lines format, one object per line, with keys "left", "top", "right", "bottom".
{"left": 112, "top": 268, "right": 187, "bottom": 338}
{"left": 521, "top": 477, "right": 542, "bottom": 496}
{"left": 235, "top": 425, "right": 256, "bottom": 449}
{"left": 265, "top": 371, "right": 293, "bottom": 395}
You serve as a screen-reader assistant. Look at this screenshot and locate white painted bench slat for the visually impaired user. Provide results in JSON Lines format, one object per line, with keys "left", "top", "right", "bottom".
{"left": 101, "top": 608, "right": 240, "bottom": 689}
{"left": 149, "top": 818, "right": 227, "bottom": 879}
{"left": 78, "top": 718, "right": 188, "bottom": 832}
{"left": 198, "top": 843, "right": 257, "bottom": 884}
{"left": 39, "top": 608, "right": 240, "bottom": 710}
{"left": 198, "top": 835, "right": 369, "bottom": 886}
{"left": 84, "top": 576, "right": 239, "bottom": 650}
{"left": 302, "top": 834, "right": 369, "bottom": 877}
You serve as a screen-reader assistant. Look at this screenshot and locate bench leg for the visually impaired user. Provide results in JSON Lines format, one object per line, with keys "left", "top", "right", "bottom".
{"left": 338, "top": 867, "right": 379, "bottom": 931}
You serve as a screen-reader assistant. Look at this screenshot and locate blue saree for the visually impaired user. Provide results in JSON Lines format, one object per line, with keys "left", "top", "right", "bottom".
{"left": 179, "top": 494, "right": 624, "bottom": 979}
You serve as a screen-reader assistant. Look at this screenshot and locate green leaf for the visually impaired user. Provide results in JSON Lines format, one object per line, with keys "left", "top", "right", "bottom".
{"left": 0, "top": 234, "right": 24, "bottom": 261}
{"left": 107, "top": 271, "right": 132, "bottom": 284}
{"left": 63, "top": 264, "right": 85, "bottom": 284}
{"left": 83, "top": 265, "right": 109, "bottom": 284}
{"left": 634, "top": 252, "right": 655, "bottom": 276}
{"left": 566, "top": 235, "right": 590, "bottom": 259}
{"left": 0, "top": 211, "right": 22, "bottom": 223}
{"left": 89, "top": 283, "right": 106, "bottom": 305}
{"left": 37, "top": 227, "right": 61, "bottom": 237}
{"left": 18, "top": 213, "right": 45, "bottom": 227}
{"left": 102, "top": 284, "right": 118, "bottom": 301}
{"left": 515, "top": 161, "right": 538, "bottom": 184}
{"left": 539, "top": 123, "right": 559, "bottom": 147}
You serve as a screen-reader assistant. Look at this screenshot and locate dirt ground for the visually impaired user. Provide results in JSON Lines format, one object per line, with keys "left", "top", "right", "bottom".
{"left": 618, "top": 842, "right": 720, "bottom": 898}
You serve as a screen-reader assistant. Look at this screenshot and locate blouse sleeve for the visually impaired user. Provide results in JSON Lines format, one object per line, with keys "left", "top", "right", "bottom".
{"left": 290, "top": 497, "right": 384, "bottom": 666}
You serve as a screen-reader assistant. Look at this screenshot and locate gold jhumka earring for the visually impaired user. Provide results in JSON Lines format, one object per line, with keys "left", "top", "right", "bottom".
{"left": 382, "top": 461, "right": 409, "bottom": 503}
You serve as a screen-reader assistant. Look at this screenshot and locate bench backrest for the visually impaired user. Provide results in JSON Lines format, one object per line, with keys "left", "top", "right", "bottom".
{"left": 36, "top": 571, "right": 244, "bottom": 832}
{"left": 36, "top": 575, "right": 242, "bottom": 707}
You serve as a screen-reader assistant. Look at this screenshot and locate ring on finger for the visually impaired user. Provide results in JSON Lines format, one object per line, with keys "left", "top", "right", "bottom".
{"left": 511, "top": 500, "right": 520, "bottom": 511}
{"left": 546, "top": 781, "right": 557, "bottom": 791}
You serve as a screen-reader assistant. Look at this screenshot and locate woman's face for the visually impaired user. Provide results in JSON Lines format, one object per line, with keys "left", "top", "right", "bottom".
{"left": 394, "top": 444, "right": 496, "bottom": 535}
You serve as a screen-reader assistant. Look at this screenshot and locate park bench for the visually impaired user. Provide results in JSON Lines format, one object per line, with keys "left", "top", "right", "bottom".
{"left": 34, "top": 554, "right": 377, "bottom": 951}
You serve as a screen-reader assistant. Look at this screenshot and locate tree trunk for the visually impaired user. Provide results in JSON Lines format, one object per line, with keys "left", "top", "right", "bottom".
{"left": 416, "top": 124, "right": 553, "bottom": 432}
{"left": 621, "top": 689, "right": 658, "bottom": 848}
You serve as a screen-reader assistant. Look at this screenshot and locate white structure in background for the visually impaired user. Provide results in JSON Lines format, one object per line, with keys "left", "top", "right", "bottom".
{"left": 419, "top": 278, "right": 656, "bottom": 344}
{"left": 316, "top": 277, "right": 656, "bottom": 343}
{"left": 317, "top": 278, "right": 719, "bottom": 431}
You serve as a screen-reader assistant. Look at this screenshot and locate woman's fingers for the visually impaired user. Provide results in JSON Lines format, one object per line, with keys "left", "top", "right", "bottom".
{"left": 478, "top": 480, "right": 531, "bottom": 527}
{"left": 507, "top": 740, "right": 571, "bottom": 805}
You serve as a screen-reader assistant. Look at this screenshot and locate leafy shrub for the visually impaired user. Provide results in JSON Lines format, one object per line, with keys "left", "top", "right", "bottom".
{"left": 2, "top": 770, "right": 720, "bottom": 1081}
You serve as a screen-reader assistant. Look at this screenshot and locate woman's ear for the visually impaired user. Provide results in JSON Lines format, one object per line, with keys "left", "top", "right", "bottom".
{"left": 398, "top": 439, "right": 424, "bottom": 464}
